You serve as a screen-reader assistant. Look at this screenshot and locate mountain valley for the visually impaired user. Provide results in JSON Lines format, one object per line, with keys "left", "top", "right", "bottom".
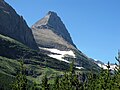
{"left": 0, "top": 0, "right": 118, "bottom": 89}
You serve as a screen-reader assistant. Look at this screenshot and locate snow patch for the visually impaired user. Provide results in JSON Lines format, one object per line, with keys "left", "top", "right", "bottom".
{"left": 48, "top": 54, "right": 70, "bottom": 63}
{"left": 97, "top": 63, "right": 116, "bottom": 70}
{"left": 76, "top": 66, "right": 84, "bottom": 69}
{"left": 39, "top": 47, "right": 76, "bottom": 63}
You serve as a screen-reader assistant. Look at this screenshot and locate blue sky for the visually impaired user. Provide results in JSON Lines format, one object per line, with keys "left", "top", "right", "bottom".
{"left": 5, "top": 0, "right": 120, "bottom": 63}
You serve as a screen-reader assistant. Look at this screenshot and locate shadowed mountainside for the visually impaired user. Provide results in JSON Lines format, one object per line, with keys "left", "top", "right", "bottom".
{"left": 0, "top": 0, "right": 38, "bottom": 50}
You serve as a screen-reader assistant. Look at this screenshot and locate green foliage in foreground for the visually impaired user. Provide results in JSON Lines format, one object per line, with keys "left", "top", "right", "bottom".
{"left": 12, "top": 61, "right": 28, "bottom": 90}
{"left": 1, "top": 52, "right": 120, "bottom": 90}
{"left": 51, "top": 52, "right": 120, "bottom": 90}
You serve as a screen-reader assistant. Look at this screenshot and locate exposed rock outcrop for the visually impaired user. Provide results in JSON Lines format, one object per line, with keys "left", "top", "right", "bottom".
{"left": 0, "top": 0, "right": 38, "bottom": 50}
{"left": 31, "top": 11, "right": 100, "bottom": 71}
{"left": 32, "top": 11, "right": 76, "bottom": 50}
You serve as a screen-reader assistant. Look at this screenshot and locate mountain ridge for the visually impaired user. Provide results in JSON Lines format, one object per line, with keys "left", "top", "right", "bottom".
{"left": 0, "top": 1, "right": 100, "bottom": 89}
{"left": 31, "top": 11, "right": 100, "bottom": 71}
{"left": 32, "top": 11, "right": 76, "bottom": 50}
{"left": 0, "top": 0, "right": 38, "bottom": 50}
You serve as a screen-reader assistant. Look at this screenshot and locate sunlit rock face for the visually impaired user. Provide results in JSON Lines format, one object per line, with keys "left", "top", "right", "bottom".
{"left": 31, "top": 11, "right": 76, "bottom": 51}
{"left": 32, "top": 11, "right": 100, "bottom": 71}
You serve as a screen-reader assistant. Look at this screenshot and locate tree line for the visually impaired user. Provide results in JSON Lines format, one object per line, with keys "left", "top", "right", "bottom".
{"left": 11, "top": 52, "right": 120, "bottom": 90}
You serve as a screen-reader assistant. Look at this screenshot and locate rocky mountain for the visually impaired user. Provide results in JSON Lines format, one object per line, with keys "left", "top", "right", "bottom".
{"left": 32, "top": 11, "right": 100, "bottom": 71}
{"left": 0, "top": 0, "right": 38, "bottom": 50}
{"left": 31, "top": 11, "right": 76, "bottom": 50}
{"left": 0, "top": 1, "right": 101, "bottom": 89}
{"left": 94, "top": 60, "right": 116, "bottom": 70}
{"left": 0, "top": 33, "right": 71, "bottom": 89}
{"left": 0, "top": 1, "right": 71, "bottom": 88}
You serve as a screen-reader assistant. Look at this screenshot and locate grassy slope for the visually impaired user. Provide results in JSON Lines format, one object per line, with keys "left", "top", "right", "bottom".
{"left": 0, "top": 34, "right": 100, "bottom": 89}
{"left": 0, "top": 34, "right": 99, "bottom": 71}
{"left": 0, "top": 56, "right": 64, "bottom": 89}
{"left": 0, "top": 34, "right": 38, "bottom": 59}
{"left": 0, "top": 56, "right": 19, "bottom": 90}
{"left": 0, "top": 34, "right": 69, "bottom": 70}
{"left": 0, "top": 34, "right": 69, "bottom": 89}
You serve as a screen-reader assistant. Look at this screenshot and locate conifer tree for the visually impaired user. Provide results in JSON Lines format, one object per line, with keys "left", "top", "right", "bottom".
{"left": 30, "top": 82, "right": 38, "bottom": 90}
{"left": 96, "top": 62, "right": 114, "bottom": 90}
{"left": 114, "top": 51, "right": 120, "bottom": 89}
{"left": 41, "top": 75, "right": 49, "bottom": 90}
{"left": 53, "top": 76, "right": 60, "bottom": 90}
{"left": 12, "top": 60, "right": 28, "bottom": 90}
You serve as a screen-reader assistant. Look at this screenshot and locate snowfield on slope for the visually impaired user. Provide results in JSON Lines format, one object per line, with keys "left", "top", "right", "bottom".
{"left": 39, "top": 47, "right": 75, "bottom": 63}
{"left": 76, "top": 66, "right": 84, "bottom": 69}
{"left": 97, "top": 63, "right": 116, "bottom": 70}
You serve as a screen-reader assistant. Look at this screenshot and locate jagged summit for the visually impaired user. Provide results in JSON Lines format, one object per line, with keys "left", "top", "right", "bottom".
{"left": 32, "top": 11, "right": 76, "bottom": 49}
{"left": 47, "top": 11, "right": 57, "bottom": 16}
{"left": 33, "top": 11, "right": 58, "bottom": 27}
{"left": 31, "top": 11, "right": 100, "bottom": 71}
{"left": 34, "top": 11, "right": 59, "bottom": 26}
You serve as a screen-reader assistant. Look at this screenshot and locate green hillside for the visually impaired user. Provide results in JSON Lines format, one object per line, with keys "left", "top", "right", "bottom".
{"left": 0, "top": 34, "right": 70, "bottom": 89}
{"left": 0, "top": 34, "right": 69, "bottom": 70}
{"left": 0, "top": 34, "right": 38, "bottom": 59}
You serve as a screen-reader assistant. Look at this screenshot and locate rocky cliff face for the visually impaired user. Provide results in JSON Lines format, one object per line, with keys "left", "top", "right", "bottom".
{"left": 0, "top": 0, "right": 38, "bottom": 50}
{"left": 32, "top": 11, "right": 76, "bottom": 50}
{"left": 31, "top": 11, "right": 100, "bottom": 71}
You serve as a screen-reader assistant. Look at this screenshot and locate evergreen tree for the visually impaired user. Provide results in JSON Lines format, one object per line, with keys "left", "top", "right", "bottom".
{"left": 57, "top": 61, "right": 81, "bottom": 90}
{"left": 69, "top": 61, "right": 75, "bottom": 74}
{"left": 12, "top": 60, "right": 28, "bottom": 90}
{"left": 53, "top": 76, "right": 60, "bottom": 90}
{"left": 114, "top": 51, "right": 120, "bottom": 89}
{"left": 30, "top": 82, "right": 38, "bottom": 90}
{"left": 41, "top": 75, "right": 49, "bottom": 90}
{"left": 86, "top": 72, "right": 98, "bottom": 90}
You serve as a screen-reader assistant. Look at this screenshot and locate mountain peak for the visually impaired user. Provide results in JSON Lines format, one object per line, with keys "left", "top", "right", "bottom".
{"left": 47, "top": 11, "right": 57, "bottom": 16}
{"left": 32, "top": 11, "right": 76, "bottom": 49}
{"left": 33, "top": 11, "right": 59, "bottom": 26}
